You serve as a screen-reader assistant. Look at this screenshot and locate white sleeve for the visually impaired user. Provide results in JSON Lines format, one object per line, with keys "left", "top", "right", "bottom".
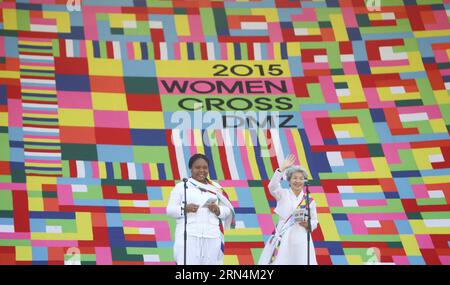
{"left": 166, "top": 184, "right": 183, "bottom": 219}
{"left": 268, "top": 169, "right": 284, "bottom": 201}
{"left": 310, "top": 200, "right": 319, "bottom": 232}
{"left": 218, "top": 205, "right": 231, "bottom": 219}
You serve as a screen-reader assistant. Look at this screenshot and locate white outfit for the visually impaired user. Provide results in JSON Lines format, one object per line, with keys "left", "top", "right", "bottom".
{"left": 166, "top": 179, "right": 233, "bottom": 265}
{"left": 259, "top": 169, "right": 319, "bottom": 265}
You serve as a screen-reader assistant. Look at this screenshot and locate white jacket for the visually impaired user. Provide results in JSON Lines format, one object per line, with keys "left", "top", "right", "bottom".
{"left": 166, "top": 181, "right": 231, "bottom": 238}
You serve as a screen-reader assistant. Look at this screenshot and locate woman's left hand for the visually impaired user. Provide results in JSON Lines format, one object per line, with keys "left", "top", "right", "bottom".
{"left": 207, "top": 203, "right": 220, "bottom": 216}
{"left": 298, "top": 221, "right": 310, "bottom": 231}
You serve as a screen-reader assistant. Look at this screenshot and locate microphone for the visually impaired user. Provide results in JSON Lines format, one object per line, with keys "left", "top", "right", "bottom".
{"left": 182, "top": 178, "right": 188, "bottom": 183}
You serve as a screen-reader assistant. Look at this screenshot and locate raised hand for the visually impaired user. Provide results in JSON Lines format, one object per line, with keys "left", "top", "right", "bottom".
{"left": 280, "top": 154, "right": 296, "bottom": 172}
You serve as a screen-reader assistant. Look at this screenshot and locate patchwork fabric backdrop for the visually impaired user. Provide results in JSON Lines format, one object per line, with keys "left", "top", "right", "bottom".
{"left": 1, "top": 0, "right": 450, "bottom": 265}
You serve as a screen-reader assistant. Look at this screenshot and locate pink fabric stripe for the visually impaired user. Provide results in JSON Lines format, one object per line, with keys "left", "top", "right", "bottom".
{"left": 25, "top": 159, "right": 61, "bottom": 164}
{"left": 357, "top": 157, "right": 374, "bottom": 172}
{"left": 0, "top": 233, "right": 30, "bottom": 239}
{"left": 20, "top": 61, "right": 54, "bottom": 67}
{"left": 220, "top": 43, "right": 227, "bottom": 60}
{"left": 301, "top": 110, "right": 328, "bottom": 145}
{"left": 397, "top": 105, "right": 442, "bottom": 119}
{"left": 284, "top": 129, "right": 301, "bottom": 165}
{"left": 7, "top": 99, "right": 23, "bottom": 126}
{"left": 292, "top": 8, "right": 317, "bottom": 21}
{"left": 91, "top": 161, "right": 99, "bottom": 178}
{"left": 142, "top": 163, "right": 151, "bottom": 180}
{"left": 257, "top": 214, "right": 275, "bottom": 235}
{"left": 0, "top": 183, "right": 27, "bottom": 191}
{"left": 319, "top": 75, "right": 338, "bottom": 103}
{"left": 95, "top": 247, "right": 113, "bottom": 265}
{"left": 363, "top": 87, "right": 396, "bottom": 108}
{"left": 31, "top": 240, "right": 78, "bottom": 247}
{"left": 302, "top": 62, "right": 330, "bottom": 69}
{"left": 357, "top": 199, "right": 387, "bottom": 206}
{"left": 237, "top": 131, "right": 253, "bottom": 180}
{"left": 370, "top": 59, "right": 409, "bottom": 67}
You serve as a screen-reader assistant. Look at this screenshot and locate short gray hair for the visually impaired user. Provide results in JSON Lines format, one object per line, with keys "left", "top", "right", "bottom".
{"left": 285, "top": 165, "right": 308, "bottom": 182}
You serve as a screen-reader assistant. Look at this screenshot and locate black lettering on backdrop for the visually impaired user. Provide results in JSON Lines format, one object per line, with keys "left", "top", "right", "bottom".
{"left": 177, "top": 97, "right": 293, "bottom": 111}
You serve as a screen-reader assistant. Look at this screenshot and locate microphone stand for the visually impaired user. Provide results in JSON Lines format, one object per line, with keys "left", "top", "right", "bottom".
{"left": 305, "top": 180, "right": 311, "bottom": 266}
{"left": 182, "top": 178, "right": 188, "bottom": 265}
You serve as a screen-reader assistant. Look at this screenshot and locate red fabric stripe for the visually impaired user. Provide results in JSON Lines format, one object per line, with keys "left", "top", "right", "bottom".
{"left": 13, "top": 192, "right": 30, "bottom": 232}
{"left": 200, "top": 42, "right": 208, "bottom": 60}
{"left": 165, "top": 129, "right": 180, "bottom": 180}
{"left": 120, "top": 163, "right": 129, "bottom": 180}
{"left": 106, "top": 41, "right": 114, "bottom": 58}
{"left": 69, "top": 160, "right": 77, "bottom": 177}
{"left": 215, "top": 131, "right": 231, "bottom": 179}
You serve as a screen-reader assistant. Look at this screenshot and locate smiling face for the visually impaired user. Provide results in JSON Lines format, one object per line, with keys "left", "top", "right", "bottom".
{"left": 289, "top": 171, "right": 305, "bottom": 192}
{"left": 190, "top": 158, "right": 209, "bottom": 183}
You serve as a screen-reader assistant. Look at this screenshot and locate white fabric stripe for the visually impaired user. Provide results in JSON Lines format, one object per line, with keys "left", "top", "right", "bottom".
{"left": 340, "top": 54, "right": 355, "bottom": 62}
{"left": 133, "top": 201, "right": 149, "bottom": 207}
{"left": 0, "top": 225, "right": 14, "bottom": 233}
{"left": 149, "top": 21, "right": 163, "bottom": 29}
{"left": 19, "top": 54, "right": 54, "bottom": 61}
{"left": 221, "top": 129, "right": 239, "bottom": 180}
{"left": 336, "top": 89, "right": 351, "bottom": 96}
{"left": 241, "top": 22, "right": 268, "bottom": 30}
{"left": 337, "top": 185, "right": 354, "bottom": 193}
{"left": 294, "top": 28, "right": 308, "bottom": 36}
{"left": 390, "top": 86, "right": 405, "bottom": 94}
{"left": 269, "top": 128, "right": 284, "bottom": 167}
{"left": 399, "top": 112, "right": 428, "bottom": 122}
{"left": 123, "top": 20, "right": 137, "bottom": 28}
{"left": 46, "top": 225, "right": 62, "bottom": 233}
{"left": 113, "top": 41, "right": 121, "bottom": 60}
{"left": 20, "top": 78, "right": 56, "bottom": 85}
{"left": 76, "top": 160, "right": 86, "bottom": 178}
{"left": 254, "top": 43, "right": 262, "bottom": 60}
{"left": 327, "top": 151, "right": 345, "bottom": 166}
{"left": 364, "top": 220, "right": 381, "bottom": 228}
{"left": 22, "top": 103, "right": 58, "bottom": 109}
{"left": 380, "top": 46, "right": 407, "bottom": 61}
{"left": 24, "top": 152, "right": 61, "bottom": 158}
{"left": 335, "top": 130, "right": 350, "bottom": 138}
{"left": 429, "top": 154, "right": 444, "bottom": 163}
{"left": 424, "top": 219, "right": 450, "bottom": 227}
{"left": 72, "top": 184, "right": 88, "bottom": 192}
{"left": 207, "top": 42, "right": 215, "bottom": 60}
{"left": 143, "top": 254, "right": 160, "bottom": 262}
{"left": 428, "top": 190, "right": 444, "bottom": 198}
{"left": 66, "top": 39, "right": 74, "bottom": 57}
{"left": 139, "top": 228, "right": 155, "bottom": 235}
{"left": 314, "top": 55, "right": 328, "bottom": 63}
{"left": 160, "top": 42, "right": 168, "bottom": 60}
{"left": 342, "top": 200, "right": 358, "bottom": 207}
{"left": 127, "top": 162, "right": 137, "bottom": 179}
{"left": 30, "top": 24, "right": 57, "bottom": 33}
{"left": 23, "top": 127, "right": 59, "bottom": 133}
{"left": 381, "top": 12, "right": 395, "bottom": 20}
